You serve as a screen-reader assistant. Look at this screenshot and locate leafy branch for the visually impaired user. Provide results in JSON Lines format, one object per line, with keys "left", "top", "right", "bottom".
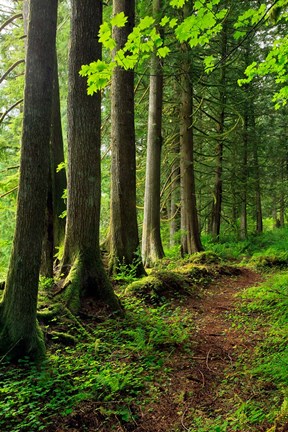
{"left": 80, "top": 1, "right": 228, "bottom": 94}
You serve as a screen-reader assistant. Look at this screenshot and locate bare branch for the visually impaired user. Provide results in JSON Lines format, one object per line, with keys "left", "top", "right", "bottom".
{"left": 0, "top": 13, "right": 23, "bottom": 33}
{"left": 0, "top": 59, "right": 25, "bottom": 85}
{"left": 0, "top": 98, "right": 23, "bottom": 124}
{"left": 0, "top": 186, "right": 18, "bottom": 199}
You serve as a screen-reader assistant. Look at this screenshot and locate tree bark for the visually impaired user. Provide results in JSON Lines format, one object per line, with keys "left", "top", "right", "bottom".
{"left": 141, "top": 0, "right": 165, "bottom": 267}
{"left": 279, "top": 156, "right": 285, "bottom": 227}
{"left": 109, "top": 0, "right": 145, "bottom": 276}
{"left": 41, "top": 55, "right": 67, "bottom": 278}
{"left": 60, "top": 0, "right": 120, "bottom": 313}
{"left": 240, "top": 104, "right": 248, "bottom": 240}
{"left": 170, "top": 143, "right": 180, "bottom": 247}
{"left": 210, "top": 23, "right": 227, "bottom": 240}
{"left": 0, "top": 0, "right": 58, "bottom": 361}
{"left": 251, "top": 103, "right": 263, "bottom": 234}
{"left": 179, "top": 8, "right": 203, "bottom": 255}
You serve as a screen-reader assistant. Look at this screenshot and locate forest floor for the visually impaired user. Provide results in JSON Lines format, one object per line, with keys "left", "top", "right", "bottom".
{"left": 49, "top": 266, "right": 276, "bottom": 432}
{"left": 128, "top": 268, "right": 266, "bottom": 432}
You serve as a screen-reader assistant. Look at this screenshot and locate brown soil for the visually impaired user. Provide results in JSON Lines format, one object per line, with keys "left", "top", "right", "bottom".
{"left": 50, "top": 267, "right": 265, "bottom": 432}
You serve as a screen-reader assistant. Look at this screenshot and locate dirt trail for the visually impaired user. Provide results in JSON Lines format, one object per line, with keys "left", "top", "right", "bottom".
{"left": 133, "top": 268, "right": 264, "bottom": 432}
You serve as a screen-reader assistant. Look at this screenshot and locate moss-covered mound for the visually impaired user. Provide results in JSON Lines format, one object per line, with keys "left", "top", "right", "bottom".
{"left": 125, "top": 271, "right": 192, "bottom": 305}
{"left": 188, "top": 251, "right": 222, "bottom": 265}
{"left": 125, "top": 261, "right": 241, "bottom": 305}
{"left": 176, "top": 263, "right": 215, "bottom": 287}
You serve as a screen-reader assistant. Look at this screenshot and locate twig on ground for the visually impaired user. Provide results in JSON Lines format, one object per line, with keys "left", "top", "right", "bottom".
{"left": 181, "top": 407, "right": 189, "bottom": 431}
{"left": 198, "top": 369, "right": 205, "bottom": 387}
{"left": 206, "top": 348, "right": 213, "bottom": 371}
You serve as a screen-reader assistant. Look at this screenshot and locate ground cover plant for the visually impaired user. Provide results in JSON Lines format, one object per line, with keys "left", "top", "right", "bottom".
{"left": 0, "top": 289, "right": 193, "bottom": 432}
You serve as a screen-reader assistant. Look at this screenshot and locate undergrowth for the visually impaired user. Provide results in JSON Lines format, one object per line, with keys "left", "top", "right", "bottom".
{"left": 0, "top": 296, "right": 193, "bottom": 432}
{"left": 202, "top": 228, "right": 288, "bottom": 263}
{"left": 1, "top": 229, "right": 288, "bottom": 431}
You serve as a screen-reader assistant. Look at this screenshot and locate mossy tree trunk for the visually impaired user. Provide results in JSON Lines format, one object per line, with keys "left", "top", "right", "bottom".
{"left": 141, "top": 0, "right": 165, "bottom": 268}
{"left": 41, "top": 55, "right": 67, "bottom": 278}
{"left": 60, "top": 0, "right": 120, "bottom": 313}
{"left": 0, "top": 0, "right": 58, "bottom": 361}
{"left": 109, "top": 0, "right": 145, "bottom": 276}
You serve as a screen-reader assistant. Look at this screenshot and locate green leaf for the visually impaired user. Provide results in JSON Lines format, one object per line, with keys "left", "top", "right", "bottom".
{"left": 170, "top": 0, "right": 187, "bottom": 8}
{"left": 169, "top": 18, "right": 178, "bottom": 29}
{"left": 111, "top": 12, "right": 128, "bottom": 28}
{"left": 160, "top": 16, "right": 170, "bottom": 27}
{"left": 56, "top": 162, "right": 66, "bottom": 173}
{"left": 98, "top": 22, "right": 116, "bottom": 51}
{"left": 80, "top": 60, "right": 115, "bottom": 93}
{"left": 204, "top": 55, "right": 215, "bottom": 72}
{"left": 157, "top": 46, "right": 170, "bottom": 58}
{"left": 234, "top": 30, "right": 246, "bottom": 40}
{"left": 138, "top": 16, "right": 155, "bottom": 30}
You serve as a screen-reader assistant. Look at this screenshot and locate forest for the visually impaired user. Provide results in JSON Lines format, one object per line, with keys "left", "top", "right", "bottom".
{"left": 0, "top": 0, "right": 288, "bottom": 431}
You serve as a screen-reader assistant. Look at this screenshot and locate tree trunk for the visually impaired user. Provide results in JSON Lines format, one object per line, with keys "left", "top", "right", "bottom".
{"left": 141, "top": 0, "right": 164, "bottom": 267}
{"left": 272, "top": 197, "right": 279, "bottom": 228}
{"left": 41, "top": 165, "right": 54, "bottom": 278}
{"left": 50, "top": 56, "right": 67, "bottom": 252}
{"left": 170, "top": 143, "right": 180, "bottom": 247}
{"left": 0, "top": 0, "right": 58, "bottom": 361}
{"left": 240, "top": 106, "right": 248, "bottom": 240}
{"left": 109, "top": 0, "right": 145, "bottom": 276}
{"left": 251, "top": 105, "right": 263, "bottom": 234}
{"left": 279, "top": 190, "right": 285, "bottom": 227}
{"left": 210, "top": 23, "right": 227, "bottom": 240}
{"left": 280, "top": 156, "right": 285, "bottom": 227}
{"left": 41, "top": 55, "right": 67, "bottom": 278}
{"left": 60, "top": 0, "right": 120, "bottom": 313}
{"left": 180, "top": 11, "right": 203, "bottom": 255}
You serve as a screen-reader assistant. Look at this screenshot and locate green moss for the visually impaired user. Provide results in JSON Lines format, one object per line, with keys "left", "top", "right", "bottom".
{"left": 152, "top": 270, "right": 191, "bottom": 293}
{"left": 61, "top": 261, "right": 82, "bottom": 314}
{"left": 176, "top": 263, "right": 214, "bottom": 286}
{"left": 37, "top": 303, "right": 63, "bottom": 323}
{"left": 57, "top": 254, "right": 122, "bottom": 315}
{"left": 125, "top": 270, "right": 193, "bottom": 304}
{"left": 189, "top": 250, "right": 222, "bottom": 265}
{"left": 0, "top": 317, "right": 46, "bottom": 363}
{"left": 125, "top": 275, "right": 161, "bottom": 297}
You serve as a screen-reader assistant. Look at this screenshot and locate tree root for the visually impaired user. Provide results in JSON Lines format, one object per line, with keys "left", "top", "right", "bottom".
{"left": 37, "top": 303, "right": 63, "bottom": 323}
{"left": 37, "top": 301, "right": 93, "bottom": 341}
{"left": 45, "top": 331, "right": 77, "bottom": 346}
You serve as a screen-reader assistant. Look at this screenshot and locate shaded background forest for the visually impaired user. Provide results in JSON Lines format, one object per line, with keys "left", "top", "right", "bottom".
{"left": 1, "top": 0, "right": 287, "bottom": 281}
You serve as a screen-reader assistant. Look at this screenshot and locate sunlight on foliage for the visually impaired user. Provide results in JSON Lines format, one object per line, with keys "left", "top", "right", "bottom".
{"left": 81, "top": 2, "right": 227, "bottom": 94}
